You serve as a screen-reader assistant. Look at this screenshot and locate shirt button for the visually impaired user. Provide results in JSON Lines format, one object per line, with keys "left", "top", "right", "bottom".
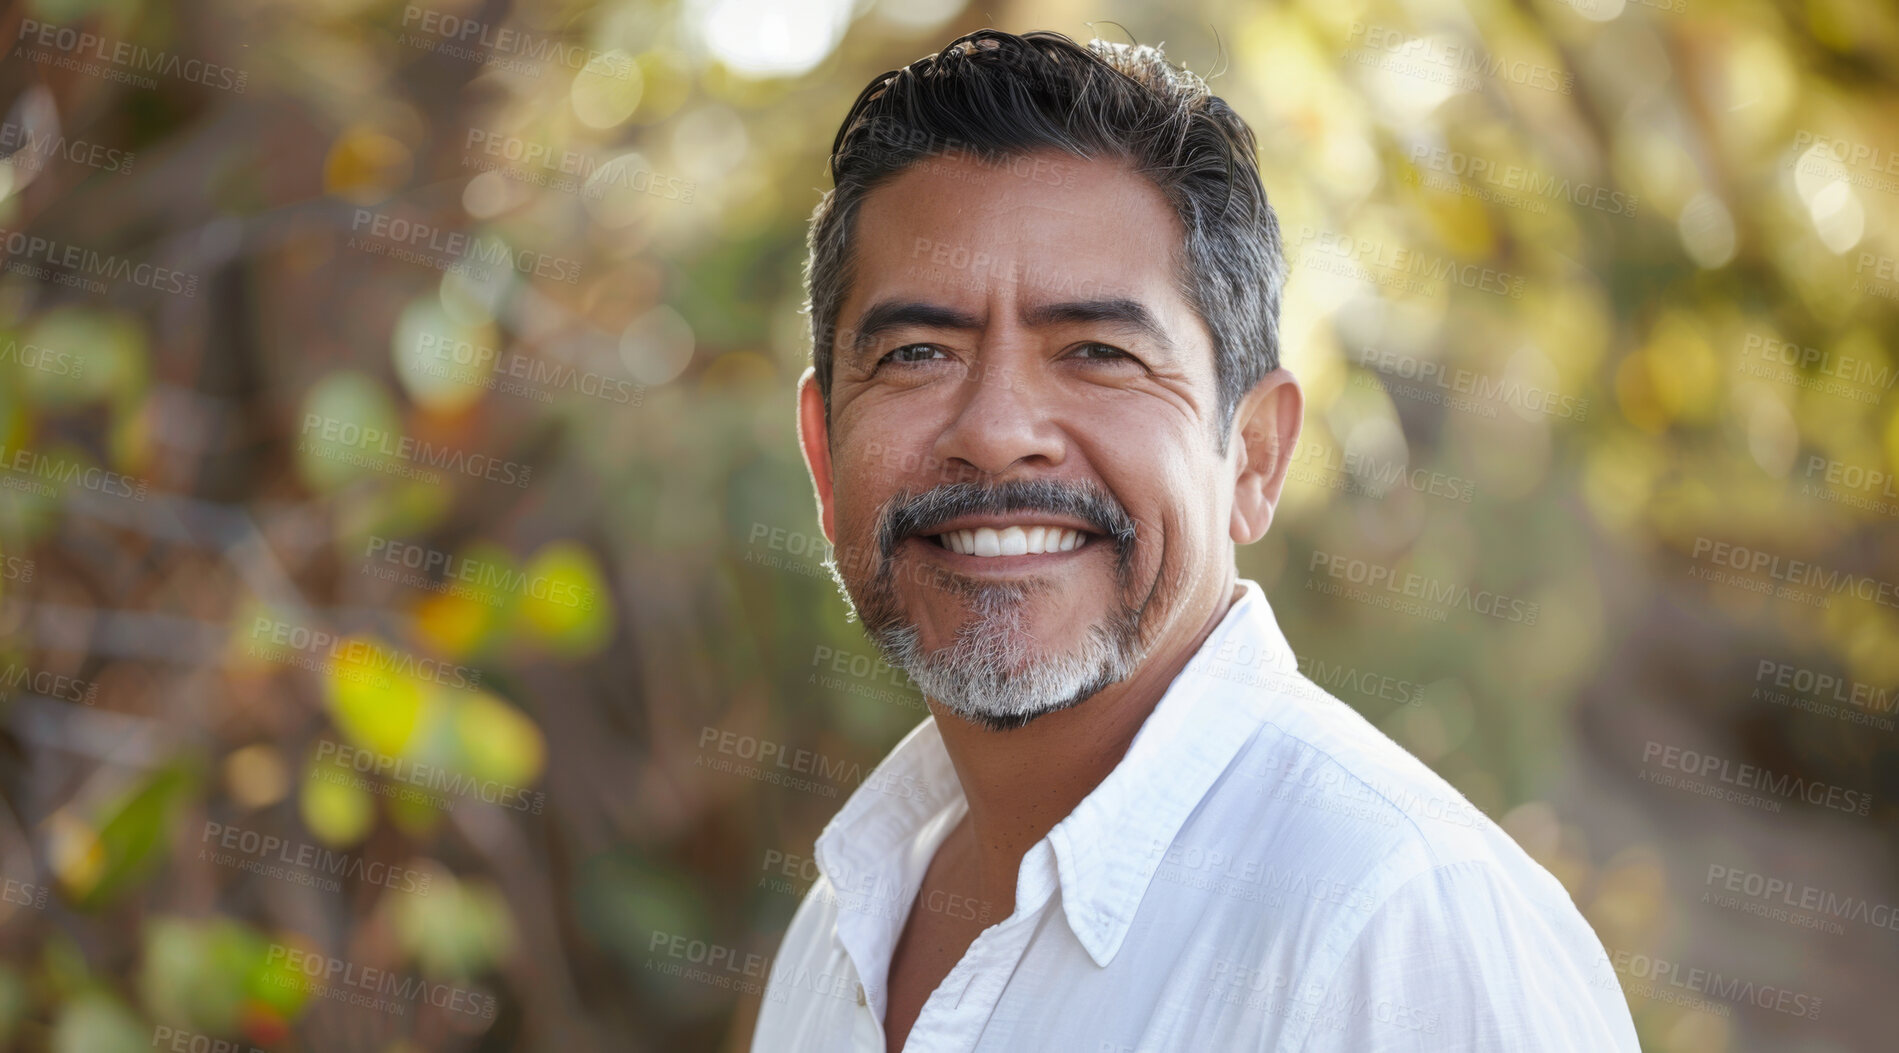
{"left": 856, "top": 984, "right": 867, "bottom": 1007}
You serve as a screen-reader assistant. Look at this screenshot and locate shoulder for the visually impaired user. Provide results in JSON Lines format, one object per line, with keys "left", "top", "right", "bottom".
{"left": 1204, "top": 672, "right": 1568, "bottom": 899}
{"left": 1190, "top": 677, "right": 1635, "bottom": 1049}
{"left": 1292, "top": 861, "right": 1635, "bottom": 1051}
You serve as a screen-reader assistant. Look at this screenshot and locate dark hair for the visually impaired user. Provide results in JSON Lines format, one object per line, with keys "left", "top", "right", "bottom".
{"left": 803, "top": 28, "right": 1287, "bottom": 449}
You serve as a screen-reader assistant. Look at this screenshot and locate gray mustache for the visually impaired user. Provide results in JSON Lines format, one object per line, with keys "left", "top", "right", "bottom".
{"left": 877, "top": 479, "right": 1138, "bottom": 559}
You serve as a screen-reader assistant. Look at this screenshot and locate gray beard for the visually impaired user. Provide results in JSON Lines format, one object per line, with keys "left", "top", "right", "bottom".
{"left": 825, "top": 477, "right": 1148, "bottom": 731}
{"left": 851, "top": 572, "right": 1146, "bottom": 732}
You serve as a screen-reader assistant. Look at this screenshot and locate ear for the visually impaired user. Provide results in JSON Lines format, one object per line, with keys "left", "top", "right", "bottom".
{"left": 796, "top": 367, "right": 838, "bottom": 544}
{"left": 1228, "top": 368, "right": 1304, "bottom": 545}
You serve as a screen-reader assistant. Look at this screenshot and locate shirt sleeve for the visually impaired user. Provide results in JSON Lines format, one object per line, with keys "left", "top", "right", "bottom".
{"left": 1293, "top": 860, "right": 1640, "bottom": 1053}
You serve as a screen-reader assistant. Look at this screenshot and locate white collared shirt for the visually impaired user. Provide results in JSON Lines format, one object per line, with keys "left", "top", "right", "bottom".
{"left": 751, "top": 579, "right": 1639, "bottom": 1052}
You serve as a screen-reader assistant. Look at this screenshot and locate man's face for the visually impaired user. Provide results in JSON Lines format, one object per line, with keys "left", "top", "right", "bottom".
{"left": 805, "top": 150, "right": 1248, "bottom": 730}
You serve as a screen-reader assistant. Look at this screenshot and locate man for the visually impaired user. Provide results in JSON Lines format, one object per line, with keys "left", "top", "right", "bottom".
{"left": 753, "top": 28, "right": 1638, "bottom": 1052}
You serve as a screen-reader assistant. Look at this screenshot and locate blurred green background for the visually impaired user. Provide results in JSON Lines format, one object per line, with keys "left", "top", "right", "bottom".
{"left": 1, "top": 0, "right": 1896, "bottom": 1050}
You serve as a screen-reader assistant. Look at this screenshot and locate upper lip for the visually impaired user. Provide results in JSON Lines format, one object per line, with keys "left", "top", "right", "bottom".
{"left": 915, "top": 513, "right": 1103, "bottom": 538}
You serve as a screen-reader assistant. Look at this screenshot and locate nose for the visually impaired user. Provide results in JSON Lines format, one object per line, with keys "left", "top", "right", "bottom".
{"left": 929, "top": 345, "right": 1065, "bottom": 478}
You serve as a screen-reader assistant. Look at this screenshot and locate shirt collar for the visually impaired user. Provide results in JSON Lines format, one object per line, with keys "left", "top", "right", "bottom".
{"left": 814, "top": 578, "right": 1293, "bottom": 974}
{"left": 1048, "top": 579, "right": 1290, "bottom": 966}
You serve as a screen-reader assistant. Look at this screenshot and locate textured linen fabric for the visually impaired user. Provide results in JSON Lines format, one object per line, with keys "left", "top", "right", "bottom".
{"left": 751, "top": 579, "right": 1639, "bottom": 1052}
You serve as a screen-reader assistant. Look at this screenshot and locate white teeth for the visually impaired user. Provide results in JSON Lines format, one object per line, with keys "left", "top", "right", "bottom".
{"left": 935, "top": 525, "right": 1089, "bottom": 557}
{"left": 999, "top": 526, "right": 1028, "bottom": 556}
{"left": 973, "top": 527, "right": 1001, "bottom": 557}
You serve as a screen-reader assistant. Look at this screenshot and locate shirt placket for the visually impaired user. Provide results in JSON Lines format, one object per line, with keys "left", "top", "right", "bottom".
{"left": 850, "top": 966, "right": 883, "bottom": 1053}
{"left": 898, "top": 843, "right": 1059, "bottom": 1053}
{"left": 826, "top": 798, "right": 968, "bottom": 1052}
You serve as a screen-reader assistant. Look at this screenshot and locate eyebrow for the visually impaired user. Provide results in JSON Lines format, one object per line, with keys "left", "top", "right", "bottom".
{"left": 1021, "top": 298, "right": 1174, "bottom": 351}
{"left": 843, "top": 296, "right": 1173, "bottom": 368}
{"left": 845, "top": 300, "right": 982, "bottom": 368}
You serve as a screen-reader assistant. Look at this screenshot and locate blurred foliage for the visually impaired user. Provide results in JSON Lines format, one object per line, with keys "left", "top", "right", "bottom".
{"left": 0, "top": 0, "right": 1895, "bottom": 1051}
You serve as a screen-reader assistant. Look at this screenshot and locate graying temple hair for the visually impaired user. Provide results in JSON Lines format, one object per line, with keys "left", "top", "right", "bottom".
{"left": 803, "top": 29, "right": 1288, "bottom": 451}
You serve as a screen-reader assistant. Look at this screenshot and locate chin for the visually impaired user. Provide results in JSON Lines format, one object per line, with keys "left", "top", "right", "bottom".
{"left": 868, "top": 606, "right": 1145, "bottom": 732}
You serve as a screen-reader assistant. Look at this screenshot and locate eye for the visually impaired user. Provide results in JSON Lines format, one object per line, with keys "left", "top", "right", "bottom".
{"left": 1070, "top": 342, "right": 1133, "bottom": 361}
{"left": 880, "top": 343, "right": 949, "bottom": 366}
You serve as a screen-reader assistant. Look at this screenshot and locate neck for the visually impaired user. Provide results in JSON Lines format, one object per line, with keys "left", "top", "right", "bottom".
{"left": 926, "top": 568, "right": 1242, "bottom": 915}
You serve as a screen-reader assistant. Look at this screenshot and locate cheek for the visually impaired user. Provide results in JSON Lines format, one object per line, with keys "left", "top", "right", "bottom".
{"left": 828, "top": 451, "right": 931, "bottom": 561}
{"left": 1123, "top": 461, "right": 1225, "bottom": 572}
{"left": 832, "top": 473, "right": 893, "bottom": 555}
{"left": 834, "top": 409, "right": 955, "bottom": 491}
{"left": 821, "top": 445, "right": 891, "bottom": 562}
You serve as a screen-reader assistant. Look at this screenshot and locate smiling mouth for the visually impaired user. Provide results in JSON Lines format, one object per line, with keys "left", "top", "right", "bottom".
{"left": 926, "top": 525, "right": 1093, "bottom": 557}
